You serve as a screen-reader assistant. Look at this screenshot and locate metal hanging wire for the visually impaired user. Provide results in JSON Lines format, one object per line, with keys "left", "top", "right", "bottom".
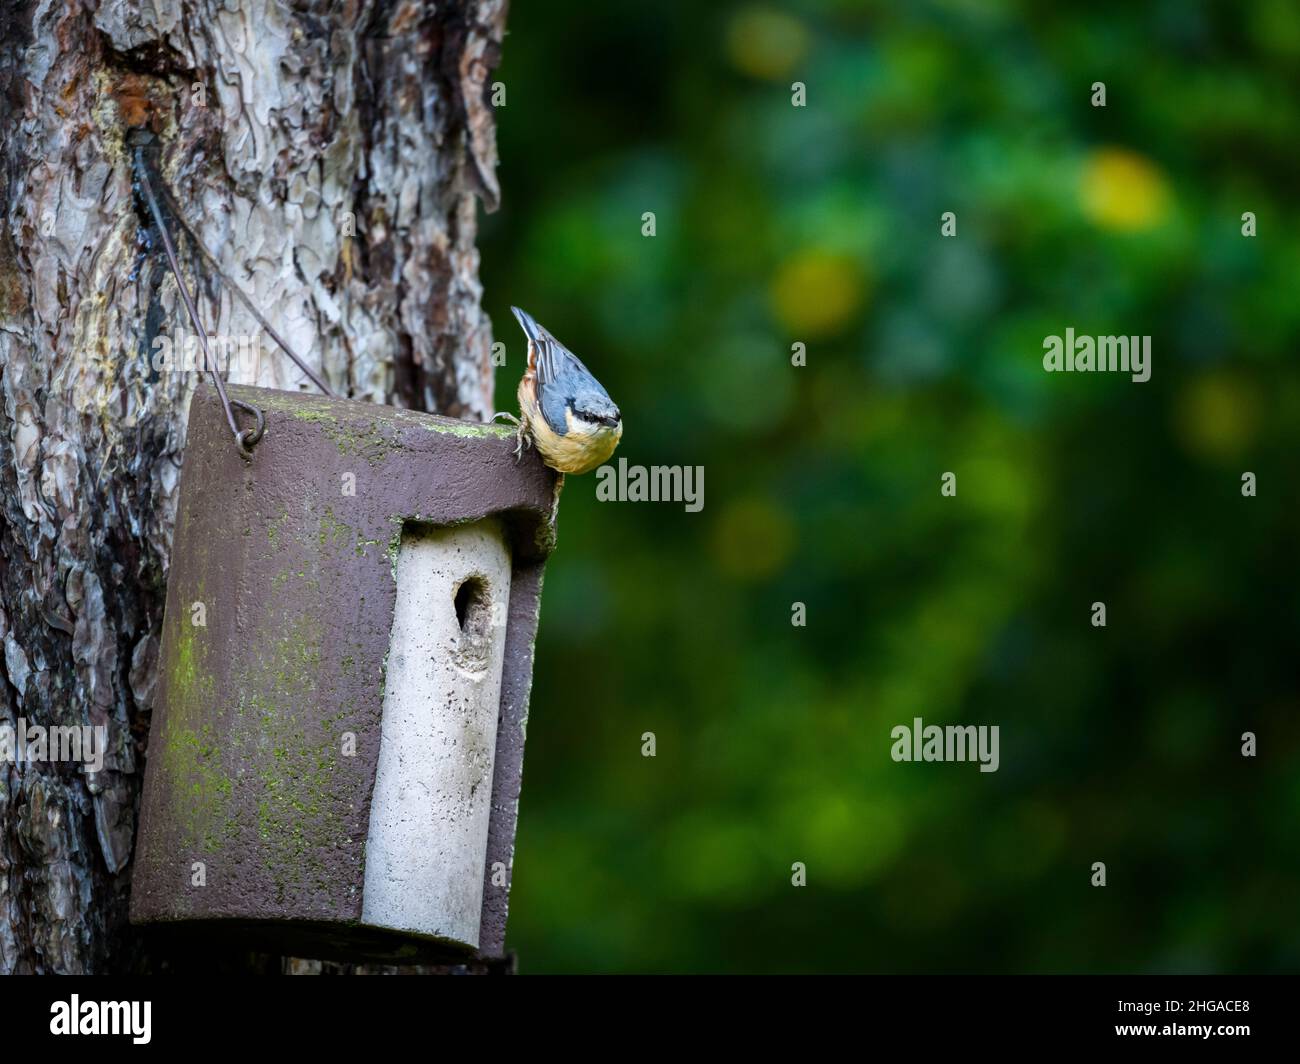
{"left": 131, "top": 137, "right": 336, "bottom": 458}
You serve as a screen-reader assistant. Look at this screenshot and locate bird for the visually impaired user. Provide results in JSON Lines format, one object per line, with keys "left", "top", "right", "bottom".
{"left": 496, "top": 306, "right": 623, "bottom": 475}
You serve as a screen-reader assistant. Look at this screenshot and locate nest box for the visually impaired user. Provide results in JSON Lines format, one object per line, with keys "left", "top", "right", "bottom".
{"left": 130, "top": 383, "right": 558, "bottom": 962}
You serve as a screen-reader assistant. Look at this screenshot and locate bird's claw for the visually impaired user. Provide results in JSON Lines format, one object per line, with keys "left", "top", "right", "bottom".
{"left": 489, "top": 411, "right": 530, "bottom": 463}
{"left": 512, "top": 420, "right": 531, "bottom": 463}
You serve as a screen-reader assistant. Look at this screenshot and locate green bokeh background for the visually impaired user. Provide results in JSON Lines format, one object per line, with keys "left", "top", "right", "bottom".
{"left": 478, "top": 0, "right": 1300, "bottom": 973}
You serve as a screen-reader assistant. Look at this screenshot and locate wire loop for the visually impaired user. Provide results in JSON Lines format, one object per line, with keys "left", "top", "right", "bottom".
{"left": 232, "top": 400, "right": 266, "bottom": 458}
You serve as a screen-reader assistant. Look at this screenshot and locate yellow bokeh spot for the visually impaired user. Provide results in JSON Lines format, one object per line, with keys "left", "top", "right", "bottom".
{"left": 1079, "top": 147, "right": 1171, "bottom": 231}
{"left": 725, "top": 7, "right": 810, "bottom": 81}
{"left": 1174, "top": 372, "right": 1258, "bottom": 461}
{"left": 769, "top": 250, "right": 866, "bottom": 338}
{"left": 711, "top": 497, "right": 795, "bottom": 581}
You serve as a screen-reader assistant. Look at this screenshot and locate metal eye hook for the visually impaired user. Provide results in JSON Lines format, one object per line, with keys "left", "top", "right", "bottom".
{"left": 232, "top": 400, "right": 266, "bottom": 459}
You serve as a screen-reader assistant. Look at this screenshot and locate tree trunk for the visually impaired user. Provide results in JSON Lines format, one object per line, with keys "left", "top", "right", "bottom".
{"left": 0, "top": 0, "right": 506, "bottom": 974}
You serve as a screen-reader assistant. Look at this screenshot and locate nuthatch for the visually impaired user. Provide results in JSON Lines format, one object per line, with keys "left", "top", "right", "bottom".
{"left": 497, "top": 307, "right": 623, "bottom": 475}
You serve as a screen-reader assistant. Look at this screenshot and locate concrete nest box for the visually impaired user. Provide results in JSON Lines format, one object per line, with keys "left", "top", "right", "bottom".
{"left": 130, "top": 384, "right": 559, "bottom": 962}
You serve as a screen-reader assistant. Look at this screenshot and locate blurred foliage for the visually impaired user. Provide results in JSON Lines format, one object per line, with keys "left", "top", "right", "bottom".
{"left": 478, "top": 0, "right": 1300, "bottom": 973}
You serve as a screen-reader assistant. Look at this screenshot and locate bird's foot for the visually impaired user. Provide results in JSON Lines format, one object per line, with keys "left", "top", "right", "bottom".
{"left": 489, "top": 411, "right": 530, "bottom": 462}
{"left": 511, "top": 420, "right": 532, "bottom": 463}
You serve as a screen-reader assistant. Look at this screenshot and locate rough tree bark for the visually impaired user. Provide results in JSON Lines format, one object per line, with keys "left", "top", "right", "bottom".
{"left": 0, "top": 0, "right": 507, "bottom": 974}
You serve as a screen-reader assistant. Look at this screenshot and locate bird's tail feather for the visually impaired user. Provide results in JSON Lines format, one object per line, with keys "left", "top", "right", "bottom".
{"left": 511, "top": 305, "right": 543, "bottom": 345}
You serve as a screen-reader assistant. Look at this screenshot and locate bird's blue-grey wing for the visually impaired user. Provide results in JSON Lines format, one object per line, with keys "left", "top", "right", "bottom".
{"left": 537, "top": 332, "right": 597, "bottom": 386}
{"left": 537, "top": 366, "right": 574, "bottom": 434}
{"left": 545, "top": 349, "right": 619, "bottom": 430}
{"left": 511, "top": 306, "right": 613, "bottom": 434}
